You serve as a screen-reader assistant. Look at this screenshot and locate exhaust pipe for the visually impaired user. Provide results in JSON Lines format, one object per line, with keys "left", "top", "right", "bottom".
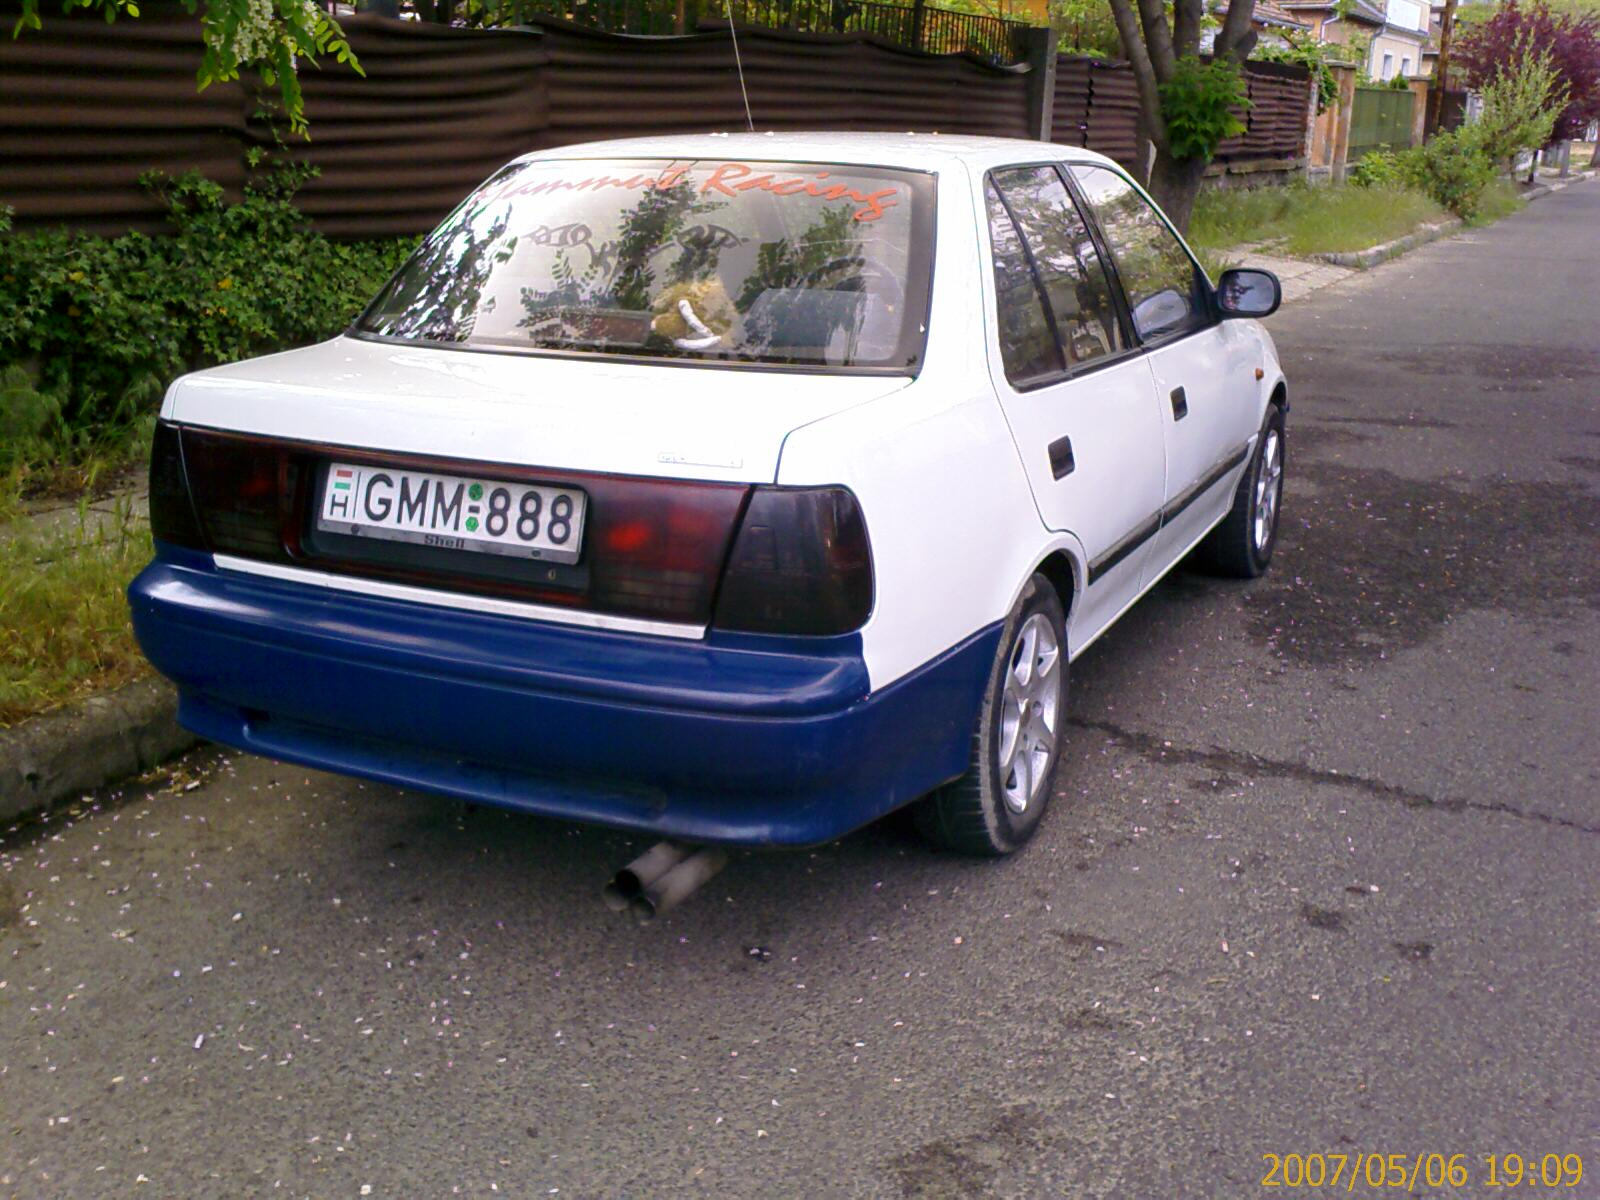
{"left": 630, "top": 847, "right": 729, "bottom": 923}
{"left": 602, "top": 841, "right": 690, "bottom": 912}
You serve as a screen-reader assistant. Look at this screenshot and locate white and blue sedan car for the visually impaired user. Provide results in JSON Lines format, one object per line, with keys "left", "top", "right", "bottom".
{"left": 130, "top": 133, "right": 1286, "bottom": 857}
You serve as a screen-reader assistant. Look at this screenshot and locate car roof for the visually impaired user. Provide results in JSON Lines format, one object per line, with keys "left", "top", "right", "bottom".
{"left": 513, "top": 131, "right": 1122, "bottom": 173}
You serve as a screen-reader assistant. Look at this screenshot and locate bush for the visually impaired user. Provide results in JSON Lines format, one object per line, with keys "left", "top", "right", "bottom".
{"left": 0, "top": 168, "right": 416, "bottom": 480}
{"left": 1350, "top": 128, "right": 1500, "bottom": 221}
{"left": 1348, "top": 148, "right": 1407, "bottom": 188}
{"left": 1402, "top": 128, "right": 1499, "bottom": 219}
{"left": 1474, "top": 39, "right": 1567, "bottom": 170}
{"left": 0, "top": 365, "right": 64, "bottom": 470}
{"left": 1159, "top": 57, "right": 1251, "bottom": 161}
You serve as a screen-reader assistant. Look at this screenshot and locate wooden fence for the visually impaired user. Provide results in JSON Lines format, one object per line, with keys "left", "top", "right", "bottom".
{"left": 0, "top": 10, "right": 1311, "bottom": 237}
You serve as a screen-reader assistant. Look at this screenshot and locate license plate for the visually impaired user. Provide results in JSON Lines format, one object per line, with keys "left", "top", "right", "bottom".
{"left": 317, "top": 462, "right": 587, "bottom": 564}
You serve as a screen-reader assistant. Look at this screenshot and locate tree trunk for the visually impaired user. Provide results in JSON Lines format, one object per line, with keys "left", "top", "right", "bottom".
{"left": 1424, "top": 0, "right": 1457, "bottom": 136}
{"left": 1147, "top": 149, "right": 1208, "bottom": 234}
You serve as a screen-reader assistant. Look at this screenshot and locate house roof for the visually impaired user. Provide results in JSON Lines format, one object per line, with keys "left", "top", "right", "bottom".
{"left": 1257, "top": 0, "right": 1315, "bottom": 28}
{"left": 1282, "top": 0, "right": 1386, "bottom": 25}
{"left": 1212, "top": 0, "right": 1313, "bottom": 30}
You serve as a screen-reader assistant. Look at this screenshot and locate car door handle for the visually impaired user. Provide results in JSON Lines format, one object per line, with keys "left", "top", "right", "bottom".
{"left": 1048, "top": 435, "right": 1075, "bottom": 479}
{"left": 1170, "top": 387, "right": 1189, "bottom": 420}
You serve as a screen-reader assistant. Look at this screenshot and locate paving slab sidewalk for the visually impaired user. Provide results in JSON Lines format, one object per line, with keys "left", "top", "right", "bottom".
{"left": 1, "top": 468, "right": 146, "bottom": 548}
{"left": 1228, "top": 246, "right": 1355, "bottom": 304}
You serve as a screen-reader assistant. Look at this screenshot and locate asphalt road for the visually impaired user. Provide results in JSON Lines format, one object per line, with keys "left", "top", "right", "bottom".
{"left": 4, "top": 182, "right": 1598, "bottom": 1200}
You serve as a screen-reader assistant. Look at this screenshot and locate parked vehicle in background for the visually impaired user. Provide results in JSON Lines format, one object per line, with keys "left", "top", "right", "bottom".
{"left": 129, "top": 133, "right": 1286, "bottom": 857}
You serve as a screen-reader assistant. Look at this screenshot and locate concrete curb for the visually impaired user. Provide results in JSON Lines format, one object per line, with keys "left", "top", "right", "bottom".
{"left": 1313, "top": 218, "right": 1463, "bottom": 269}
{"left": 0, "top": 678, "right": 198, "bottom": 825}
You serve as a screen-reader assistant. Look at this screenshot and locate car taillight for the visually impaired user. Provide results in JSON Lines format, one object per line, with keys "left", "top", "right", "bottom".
{"left": 712, "top": 486, "right": 873, "bottom": 636}
{"left": 180, "top": 429, "right": 293, "bottom": 561}
{"left": 147, "top": 420, "right": 205, "bottom": 549}
{"left": 585, "top": 480, "right": 749, "bottom": 622}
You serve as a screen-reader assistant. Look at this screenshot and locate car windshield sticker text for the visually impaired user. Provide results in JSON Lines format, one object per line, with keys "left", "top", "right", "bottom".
{"left": 482, "top": 163, "right": 901, "bottom": 223}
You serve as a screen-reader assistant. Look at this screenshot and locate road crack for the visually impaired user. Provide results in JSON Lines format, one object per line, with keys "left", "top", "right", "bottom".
{"left": 1069, "top": 718, "right": 1599, "bottom": 835}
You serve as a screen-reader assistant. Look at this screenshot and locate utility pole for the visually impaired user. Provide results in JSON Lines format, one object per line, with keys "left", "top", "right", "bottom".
{"left": 1424, "top": 0, "right": 1458, "bottom": 136}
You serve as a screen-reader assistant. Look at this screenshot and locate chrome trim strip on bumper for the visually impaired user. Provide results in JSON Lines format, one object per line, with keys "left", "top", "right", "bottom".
{"left": 211, "top": 554, "right": 707, "bottom": 641}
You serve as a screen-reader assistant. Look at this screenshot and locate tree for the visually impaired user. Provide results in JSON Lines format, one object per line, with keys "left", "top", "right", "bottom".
{"left": 12, "top": 0, "right": 362, "bottom": 135}
{"left": 1050, "top": 0, "right": 1121, "bottom": 57}
{"left": 1456, "top": 0, "right": 1600, "bottom": 142}
{"left": 1104, "top": 0, "right": 1257, "bottom": 231}
{"left": 1474, "top": 38, "right": 1568, "bottom": 173}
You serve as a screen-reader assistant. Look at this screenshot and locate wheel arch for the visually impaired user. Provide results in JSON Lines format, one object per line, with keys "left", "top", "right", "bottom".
{"left": 1033, "top": 549, "right": 1080, "bottom": 628}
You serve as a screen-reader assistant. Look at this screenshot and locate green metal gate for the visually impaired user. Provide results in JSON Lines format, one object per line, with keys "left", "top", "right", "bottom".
{"left": 1348, "top": 87, "right": 1416, "bottom": 162}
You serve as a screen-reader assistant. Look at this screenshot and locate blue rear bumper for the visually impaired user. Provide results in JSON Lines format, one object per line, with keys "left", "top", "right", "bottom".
{"left": 128, "top": 547, "right": 1000, "bottom": 846}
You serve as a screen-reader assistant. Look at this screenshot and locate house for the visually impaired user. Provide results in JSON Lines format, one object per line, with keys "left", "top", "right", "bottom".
{"left": 1204, "top": 0, "right": 1313, "bottom": 51}
{"left": 1283, "top": 0, "right": 1433, "bottom": 79}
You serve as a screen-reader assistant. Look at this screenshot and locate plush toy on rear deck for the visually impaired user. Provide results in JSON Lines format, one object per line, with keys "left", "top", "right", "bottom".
{"left": 651, "top": 279, "right": 738, "bottom": 351}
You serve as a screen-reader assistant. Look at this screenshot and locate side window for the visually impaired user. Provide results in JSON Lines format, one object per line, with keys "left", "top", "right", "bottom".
{"left": 984, "top": 179, "right": 1063, "bottom": 386}
{"left": 991, "top": 166, "right": 1125, "bottom": 369}
{"left": 1070, "top": 165, "right": 1209, "bottom": 343}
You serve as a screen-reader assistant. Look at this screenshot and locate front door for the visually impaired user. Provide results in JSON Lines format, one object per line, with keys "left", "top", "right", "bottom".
{"left": 1069, "top": 164, "right": 1262, "bottom": 575}
{"left": 981, "top": 164, "right": 1168, "bottom": 649}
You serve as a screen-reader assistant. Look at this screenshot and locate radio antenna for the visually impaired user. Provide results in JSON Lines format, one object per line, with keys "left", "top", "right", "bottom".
{"left": 723, "top": 0, "right": 756, "bottom": 132}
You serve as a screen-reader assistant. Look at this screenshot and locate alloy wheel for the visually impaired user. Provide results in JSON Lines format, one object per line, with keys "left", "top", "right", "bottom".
{"left": 996, "top": 612, "right": 1063, "bottom": 814}
{"left": 1253, "top": 428, "right": 1283, "bottom": 553}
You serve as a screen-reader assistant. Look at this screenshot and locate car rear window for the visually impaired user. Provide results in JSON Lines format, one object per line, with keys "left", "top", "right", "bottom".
{"left": 356, "top": 158, "right": 935, "bottom": 372}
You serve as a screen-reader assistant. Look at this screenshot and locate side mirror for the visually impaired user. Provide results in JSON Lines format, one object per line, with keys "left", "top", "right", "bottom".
{"left": 1216, "top": 268, "right": 1282, "bottom": 319}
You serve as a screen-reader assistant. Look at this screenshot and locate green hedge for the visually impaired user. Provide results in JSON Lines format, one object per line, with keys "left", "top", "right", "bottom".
{"left": 0, "top": 169, "right": 417, "bottom": 472}
{"left": 1349, "top": 127, "right": 1500, "bottom": 221}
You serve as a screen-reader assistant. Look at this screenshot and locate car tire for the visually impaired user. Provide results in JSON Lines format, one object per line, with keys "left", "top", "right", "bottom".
{"left": 915, "top": 573, "right": 1067, "bottom": 856}
{"left": 1195, "top": 404, "right": 1286, "bottom": 579}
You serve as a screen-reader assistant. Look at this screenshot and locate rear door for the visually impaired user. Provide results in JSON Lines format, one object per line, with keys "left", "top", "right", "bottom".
{"left": 1068, "top": 164, "right": 1261, "bottom": 573}
{"left": 980, "top": 164, "right": 1167, "bottom": 646}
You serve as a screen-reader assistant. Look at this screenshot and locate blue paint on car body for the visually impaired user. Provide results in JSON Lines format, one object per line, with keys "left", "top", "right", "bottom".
{"left": 129, "top": 547, "right": 1001, "bottom": 846}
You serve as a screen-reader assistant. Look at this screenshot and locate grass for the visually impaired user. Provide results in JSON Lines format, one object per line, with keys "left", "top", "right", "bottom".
{"left": 1193, "top": 245, "right": 1241, "bottom": 285}
{"left": 1189, "top": 182, "right": 1449, "bottom": 257}
{"left": 0, "top": 413, "right": 154, "bottom": 522}
{"left": 0, "top": 500, "right": 152, "bottom": 727}
{"left": 1472, "top": 179, "right": 1526, "bottom": 225}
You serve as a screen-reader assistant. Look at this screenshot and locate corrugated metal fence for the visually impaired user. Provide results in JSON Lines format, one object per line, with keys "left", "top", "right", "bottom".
{"left": 0, "top": 10, "right": 1309, "bottom": 237}
{"left": 1218, "top": 58, "right": 1313, "bottom": 162}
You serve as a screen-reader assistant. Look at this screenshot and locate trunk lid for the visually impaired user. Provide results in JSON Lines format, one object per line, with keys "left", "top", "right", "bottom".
{"left": 166, "top": 335, "right": 912, "bottom": 484}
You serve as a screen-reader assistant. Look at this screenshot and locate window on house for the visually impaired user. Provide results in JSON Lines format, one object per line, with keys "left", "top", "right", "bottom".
{"left": 1382, "top": 52, "right": 1394, "bottom": 79}
{"left": 1400, "top": 57, "right": 1411, "bottom": 75}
